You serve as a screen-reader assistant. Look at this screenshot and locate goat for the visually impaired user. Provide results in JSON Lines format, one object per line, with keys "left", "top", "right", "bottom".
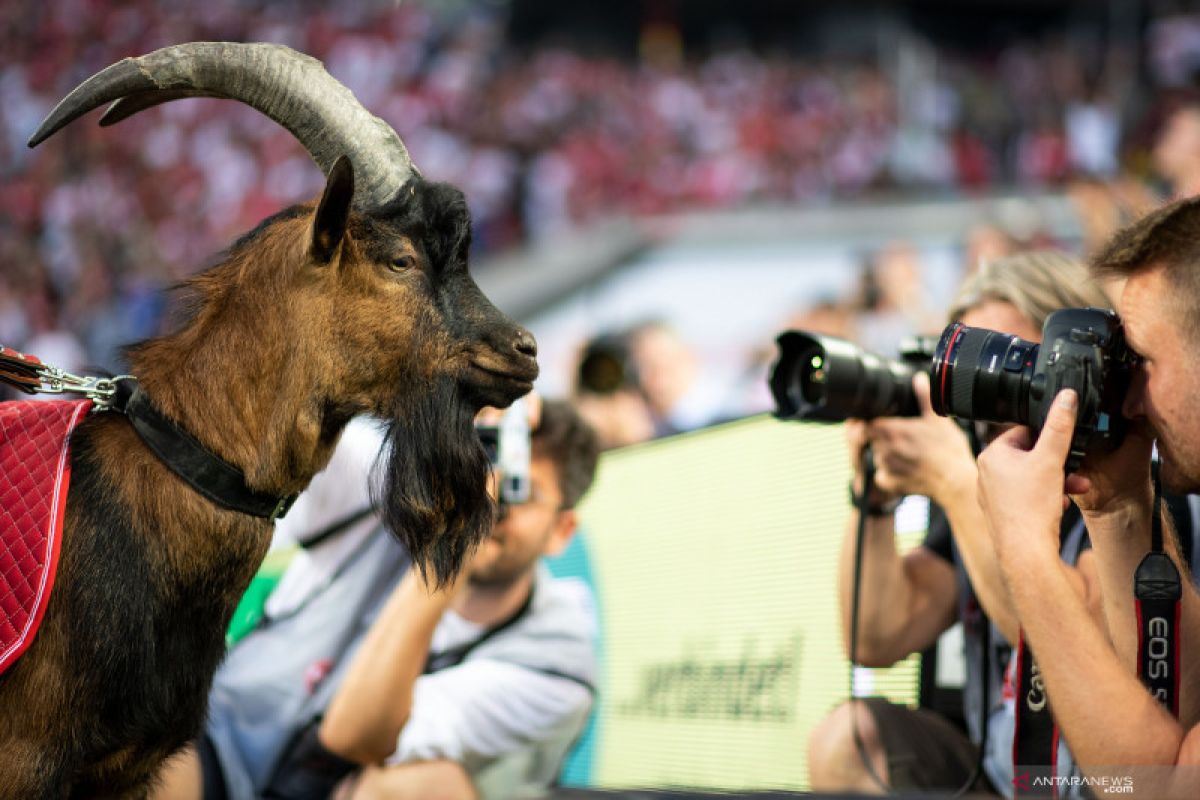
{"left": 0, "top": 43, "right": 537, "bottom": 798}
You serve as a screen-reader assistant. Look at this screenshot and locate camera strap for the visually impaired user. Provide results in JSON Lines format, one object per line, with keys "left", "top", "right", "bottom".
{"left": 846, "top": 447, "right": 892, "bottom": 793}
{"left": 1011, "top": 635, "right": 1058, "bottom": 797}
{"left": 1012, "top": 471, "right": 1185, "bottom": 793}
{"left": 1134, "top": 468, "right": 1182, "bottom": 716}
{"left": 1010, "top": 507, "right": 1086, "bottom": 796}
{"left": 847, "top": 451, "right": 986, "bottom": 797}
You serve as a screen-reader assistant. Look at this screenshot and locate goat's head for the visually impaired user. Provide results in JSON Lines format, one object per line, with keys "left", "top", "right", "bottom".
{"left": 29, "top": 43, "right": 538, "bottom": 583}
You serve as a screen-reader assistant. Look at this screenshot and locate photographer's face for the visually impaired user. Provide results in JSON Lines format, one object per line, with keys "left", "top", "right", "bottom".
{"left": 1119, "top": 265, "right": 1200, "bottom": 493}
{"left": 468, "top": 454, "right": 576, "bottom": 588}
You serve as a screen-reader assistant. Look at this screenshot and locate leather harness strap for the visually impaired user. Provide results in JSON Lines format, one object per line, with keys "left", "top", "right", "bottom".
{"left": 0, "top": 344, "right": 297, "bottom": 521}
{"left": 0, "top": 346, "right": 46, "bottom": 394}
{"left": 109, "top": 381, "right": 298, "bottom": 520}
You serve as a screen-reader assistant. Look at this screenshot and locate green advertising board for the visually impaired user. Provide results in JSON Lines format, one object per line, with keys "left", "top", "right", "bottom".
{"left": 552, "top": 414, "right": 925, "bottom": 791}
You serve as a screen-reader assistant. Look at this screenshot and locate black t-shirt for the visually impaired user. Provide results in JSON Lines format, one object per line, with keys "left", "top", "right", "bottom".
{"left": 921, "top": 501, "right": 1086, "bottom": 565}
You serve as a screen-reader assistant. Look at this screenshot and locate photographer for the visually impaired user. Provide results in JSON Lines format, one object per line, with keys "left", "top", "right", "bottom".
{"left": 573, "top": 330, "right": 656, "bottom": 449}
{"left": 807, "top": 251, "right": 1111, "bottom": 796}
{"left": 977, "top": 198, "right": 1200, "bottom": 795}
{"left": 154, "top": 398, "right": 601, "bottom": 800}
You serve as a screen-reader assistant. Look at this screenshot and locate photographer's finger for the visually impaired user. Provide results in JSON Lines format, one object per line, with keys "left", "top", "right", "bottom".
{"left": 867, "top": 417, "right": 900, "bottom": 445}
{"left": 845, "top": 420, "right": 868, "bottom": 455}
{"left": 872, "top": 469, "right": 902, "bottom": 499}
{"left": 525, "top": 391, "right": 543, "bottom": 429}
{"left": 476, "top": 407, "right": 504, "bottom": 426}
{"left": 1034, "top": 389, "right": 1078, "bottom": 460}
{"left": 913, "top": 371, "right": 934, "bottom": 417}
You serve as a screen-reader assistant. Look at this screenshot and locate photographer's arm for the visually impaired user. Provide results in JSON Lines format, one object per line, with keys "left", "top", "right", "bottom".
{"left": 1079, "top": 478, "right": 1200, "bottom": 729}
{"left": 1061, "top": 411, "right": 1200, "bottom": 728}
{"left": 836, "top": 512, "right": 958, "bottom": 666}
{"left": 980, "top": 391, "right": 1200, "bottom": 789}
{"left": 1079, "top": 503, "right": 1152, "bottom": 668}
{"left": 872, "top": 373, "right": 1103, "bottom": 645}
{"left": 340, "top": 760, "right": 476, "bottom": 800}
{"left": 934, "top": 468, "right": 1104, "bottom": 646}
{"left": 926, "top": 464, "right": 1021, "bottom": 644}
{"left": 838, "top": 420, "right": 958, "bottom": 666}
{"left": 1002, "top": 540, "right": 1200, "bottom": 785}
{"left": 320, "top": 569, "right": 459, "bottom": 765}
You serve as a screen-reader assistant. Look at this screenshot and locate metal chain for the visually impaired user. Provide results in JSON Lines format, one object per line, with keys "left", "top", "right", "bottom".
{"left": 32, "top": 366, "right": 135, "bottom": 411}
{"left": 2, "top": 345, "right": 133, "bottom": 411}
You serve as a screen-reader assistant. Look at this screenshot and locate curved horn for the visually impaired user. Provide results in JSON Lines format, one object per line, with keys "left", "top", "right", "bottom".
{"left": 28, "top": 42, "right": 417, "bottom": 210}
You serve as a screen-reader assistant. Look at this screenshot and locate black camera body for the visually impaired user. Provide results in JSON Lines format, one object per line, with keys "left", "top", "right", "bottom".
{"left": 930, "top": 307, "right": 1135, "bottom": 472}
{"left": 769, "top": 332, "right": 937, "bottom": 422}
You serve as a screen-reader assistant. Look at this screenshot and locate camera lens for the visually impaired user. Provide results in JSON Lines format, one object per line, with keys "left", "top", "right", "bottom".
{"left": 930, "top": 322, "right": 1037, "bottom": 425}
{"left": 771, "top": 331, "right": 921, "bottom": 421}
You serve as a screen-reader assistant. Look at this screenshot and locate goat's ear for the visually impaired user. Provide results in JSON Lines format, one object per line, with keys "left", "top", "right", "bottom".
{"left": 311, "top": 155, "right": 355, "bottom": 264}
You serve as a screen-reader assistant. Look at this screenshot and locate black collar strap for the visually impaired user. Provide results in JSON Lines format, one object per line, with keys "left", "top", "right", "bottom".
{"left": 110, "top": 380, "right": 297, "bottom": 520}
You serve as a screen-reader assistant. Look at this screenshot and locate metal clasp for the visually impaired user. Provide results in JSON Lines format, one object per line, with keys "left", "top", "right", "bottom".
{"left": 271, "top": 493, "right": 299, "bottom": 521}
{"left": 34, "top": 365, "right": 136, "bottom": 412}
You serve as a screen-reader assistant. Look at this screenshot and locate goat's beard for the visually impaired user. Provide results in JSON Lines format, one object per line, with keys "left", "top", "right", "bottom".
{"left": 374, "top": 375, "right": 494, "bottom": 587}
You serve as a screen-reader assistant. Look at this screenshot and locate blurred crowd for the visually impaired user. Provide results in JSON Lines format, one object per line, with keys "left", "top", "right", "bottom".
{"left": 3, "top": 1, "right": 1200, "bottom": 437}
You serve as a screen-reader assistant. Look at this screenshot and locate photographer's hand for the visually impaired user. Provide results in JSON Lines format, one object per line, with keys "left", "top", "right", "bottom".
{"left": 859, "top": 376, "right": 1036, "bottom": 642}
{"left": 1070, "top": 421, "right": 1154, "bottom": 515}
{"left": 978, "top": 389, "right": 1200, "bottom": 784}
{"left": 978, "top": 390, "right": 1078, "bottom": 566}
{"left": 845, "top": 419, "right": 900, "bottom": 504}
{"left": 476, "top": 392, "right": 543, "bottom": 430}
{"left": 861, "top": 374, "right": 975, "bottom": 501}
{"left": 976, "top": 389, "right": 1105, "bottom": 643}
{"left": 869, "top": 372, "right": 1044, "bottom": 644}
{"left": 1064, "top": 423, "right": 1158, "bottom": 680}
{"left": 319, "top": 565, "right": 468, "bottom": 765}
{"left": 839, "top": 415, "right": 958, "bottom": 666}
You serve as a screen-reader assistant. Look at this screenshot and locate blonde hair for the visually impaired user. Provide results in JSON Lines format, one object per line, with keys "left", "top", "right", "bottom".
{"left": 948, "top": 250, "right": 1111, "bottom": 328}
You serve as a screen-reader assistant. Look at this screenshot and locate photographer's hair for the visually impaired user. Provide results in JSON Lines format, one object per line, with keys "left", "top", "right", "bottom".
{"left": 532, "top": 399, "right": 601, "bottom": 510}
{"left": 1091, "top": 195, "right": 1200, "bottom": 335}
{"left": 947, "top": 250, "right": 1111, "bottom": 328}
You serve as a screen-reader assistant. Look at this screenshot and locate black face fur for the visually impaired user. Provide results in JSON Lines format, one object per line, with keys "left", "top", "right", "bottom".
{"left": 355, "top": 179, "right": 526, "bottom": 584}
{"left": 374, "top": 374, "right": 495, "bottom": 586}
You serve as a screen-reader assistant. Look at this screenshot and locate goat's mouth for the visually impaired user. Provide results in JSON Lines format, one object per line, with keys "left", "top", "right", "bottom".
{"left": 465, "top": 357, "right": 539, "bottom": 406}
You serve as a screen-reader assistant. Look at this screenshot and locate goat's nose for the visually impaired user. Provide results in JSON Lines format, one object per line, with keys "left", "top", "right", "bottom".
{"left": 514, "top": 329, "right": 537, "bottom": 358}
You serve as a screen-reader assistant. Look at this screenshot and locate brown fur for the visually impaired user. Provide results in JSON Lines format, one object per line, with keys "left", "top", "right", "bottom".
{"left": 0, "top": 164, "right": 536, "bottom": 797}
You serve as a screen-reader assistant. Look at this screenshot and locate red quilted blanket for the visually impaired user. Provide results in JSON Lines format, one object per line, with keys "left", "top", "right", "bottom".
{"left": 0, "top": 399, "right": 91, "bottom": 676}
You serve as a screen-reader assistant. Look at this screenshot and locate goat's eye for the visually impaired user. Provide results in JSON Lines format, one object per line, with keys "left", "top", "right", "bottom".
{"left": 390, "top": 255, "right": 415, "bottom": 272}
